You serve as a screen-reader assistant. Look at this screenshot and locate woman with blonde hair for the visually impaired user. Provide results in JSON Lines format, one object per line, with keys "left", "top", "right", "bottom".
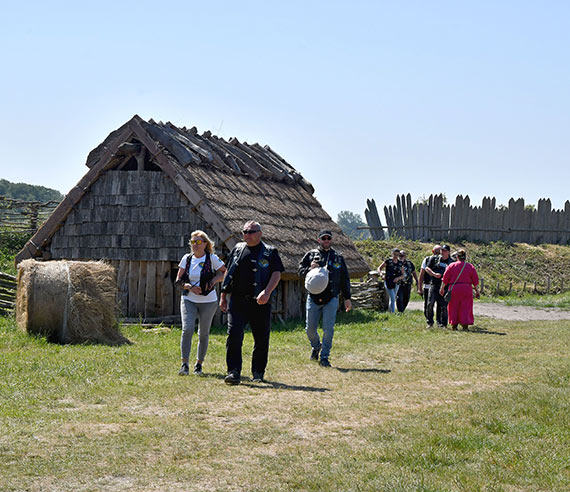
{"left": 175, "top": 230, "right": 226, "bottom": 375}
{"left": 440, "top": 249, "right": 480, "bottom": 330}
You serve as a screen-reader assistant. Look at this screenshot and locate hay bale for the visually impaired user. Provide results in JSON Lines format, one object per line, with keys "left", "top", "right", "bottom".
{"left": 16, "top": 259, "right": 129, "bottom": 345}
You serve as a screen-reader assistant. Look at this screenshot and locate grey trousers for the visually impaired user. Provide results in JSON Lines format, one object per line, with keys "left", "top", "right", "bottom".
{"left": 180, "top": 298, "right": 218, "bottom": 362}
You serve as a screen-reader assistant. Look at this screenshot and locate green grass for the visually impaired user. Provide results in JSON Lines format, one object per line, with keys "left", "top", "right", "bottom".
{"left": 479, "top": 291, "right": 570, "bottom": 309}
{"left": 2, "top": 311, "right": 570, "bottom": 491}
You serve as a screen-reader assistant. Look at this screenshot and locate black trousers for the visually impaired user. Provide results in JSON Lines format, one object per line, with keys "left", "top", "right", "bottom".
{"left": 396, "top": 283, "right": 412, "bottom": 312}
{"left": 426, "top": 284, "right": 448, "bottom": 326}
{"left": 422, "top": 286, "right": 430, "bottom": 319}
{"left": 226, "top": 295, "right": 271, "bottom": 376}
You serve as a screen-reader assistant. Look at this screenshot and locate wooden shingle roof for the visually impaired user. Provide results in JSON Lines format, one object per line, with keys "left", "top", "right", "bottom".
{"left": 17, "top": 115, "right": 369, "bottom": 277}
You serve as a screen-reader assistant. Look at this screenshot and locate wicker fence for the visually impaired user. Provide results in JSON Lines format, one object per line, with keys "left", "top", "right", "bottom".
{"left": 0, "top": 196, "right": 59, "bottom": 235}
{"left": 365, "top": 194, "right": 570, "bottom": 244}
{"left": 0, "top": 272, "right": 16, "bottom": 315}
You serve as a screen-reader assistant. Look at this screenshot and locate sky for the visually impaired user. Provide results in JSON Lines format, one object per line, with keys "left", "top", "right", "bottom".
{"left": 1, "top": 1, "right": 569, "bottom": 224}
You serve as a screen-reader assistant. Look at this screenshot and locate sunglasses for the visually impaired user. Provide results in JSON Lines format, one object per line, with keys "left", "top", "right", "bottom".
{"left": 320, "top": 236, "right": 332, "bottom": 241}
{"left": 242, "top": 229, "right": 260, "bottom": 235}
{"left": 190, "top": 239, "right": 204, "bottom": 245}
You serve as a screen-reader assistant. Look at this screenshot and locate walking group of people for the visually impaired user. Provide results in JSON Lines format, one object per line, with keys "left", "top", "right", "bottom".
{"left": 175, "top": 222, "right": 351, "bottom": 385}
{"left": 378, "top": 244, "right": 481, "bottom": 330}
{"left": 174, "top": 220, "right": 480, "bottom": 385}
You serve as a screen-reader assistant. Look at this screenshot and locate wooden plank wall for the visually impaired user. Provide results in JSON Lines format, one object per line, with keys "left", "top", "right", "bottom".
{"left": 49, "top": 170, "right": 216, "bottom": 261}
{"left": 366, "top": 194, "right": 570, "bottom": 244}
{"left": 108, "top": 260, "right": 176, "bottom": 317}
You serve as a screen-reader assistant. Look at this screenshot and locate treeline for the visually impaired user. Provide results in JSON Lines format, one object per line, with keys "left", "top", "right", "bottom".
{"left": 0, "top": 179, "right": 63, "bottom": 203}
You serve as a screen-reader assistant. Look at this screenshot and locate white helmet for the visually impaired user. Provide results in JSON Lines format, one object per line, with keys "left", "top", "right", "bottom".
{"left": 304, "top": 266, "right": 329, "bottom": 294}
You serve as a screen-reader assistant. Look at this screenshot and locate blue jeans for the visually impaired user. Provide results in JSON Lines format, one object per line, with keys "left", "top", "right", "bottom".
{"left": 305, "top": 295, "right": 339, "bottom": 360}
{"left": 385, "top": 283, "right": 400, "bottom": 313}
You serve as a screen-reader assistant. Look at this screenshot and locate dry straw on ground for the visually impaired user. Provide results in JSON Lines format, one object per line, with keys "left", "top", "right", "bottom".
{"left": 16, "top": 259, "right": 129, "bottom": 345}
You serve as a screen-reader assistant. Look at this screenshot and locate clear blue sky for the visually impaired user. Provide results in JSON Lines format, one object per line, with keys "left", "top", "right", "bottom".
{"left": 1, "top": 1, "right": 569, "bottom": 223}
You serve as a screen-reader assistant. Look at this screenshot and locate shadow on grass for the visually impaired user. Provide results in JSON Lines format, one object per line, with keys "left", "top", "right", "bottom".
{"left": 249, "top": 380, "right": 330, "bottom": 392}
{"left": 467, "top": 325, "right": 507, "bottom": 336}
{"left": 335, "top": 367, "right": 391, "bottom": 374}
{"left": 203, "top": 373, "right": 330, "bottom": 392}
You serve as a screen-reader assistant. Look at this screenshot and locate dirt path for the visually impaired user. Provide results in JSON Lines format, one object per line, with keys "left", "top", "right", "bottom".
{"left": 407, "top": 300, "right": 570, "bottom": 321}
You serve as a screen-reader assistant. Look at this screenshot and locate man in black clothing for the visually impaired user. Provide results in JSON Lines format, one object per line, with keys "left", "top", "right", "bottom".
{"left": 220, "top": 221, "right": 284, "bottom": 384}
{"left": 396, "top": 250, "right": 418, "bottom": 313}
{"left": 424, "top": 244, "right": 455, "bottom": 328}
{"left": 418, "top": 244, "right": 441, "bottom": 325}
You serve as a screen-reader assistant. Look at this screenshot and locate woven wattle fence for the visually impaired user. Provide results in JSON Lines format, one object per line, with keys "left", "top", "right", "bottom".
{"left": 350, "top": 272, "right": 389, "bottom": 311}
{"left": 0, "top": 272, "right": 16, "bottom": 315}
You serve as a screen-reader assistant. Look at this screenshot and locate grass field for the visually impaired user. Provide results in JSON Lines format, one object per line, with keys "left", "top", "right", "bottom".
{"left": 1, "top": 309, "right": 569, "bottom": 492}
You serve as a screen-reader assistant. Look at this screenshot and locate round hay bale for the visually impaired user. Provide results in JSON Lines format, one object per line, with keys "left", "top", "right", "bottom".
{"left": 16, "top": 259, "right": 129, "bottom": 345}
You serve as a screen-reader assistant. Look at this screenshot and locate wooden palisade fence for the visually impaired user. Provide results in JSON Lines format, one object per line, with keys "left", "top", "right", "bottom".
{"left": 366, "top": 194, "right": 570, "bottom": 244}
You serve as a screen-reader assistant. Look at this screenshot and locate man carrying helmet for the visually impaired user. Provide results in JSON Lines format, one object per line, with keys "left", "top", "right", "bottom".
{"left": 298, "top": 229, "right": 352, "bottom": 367}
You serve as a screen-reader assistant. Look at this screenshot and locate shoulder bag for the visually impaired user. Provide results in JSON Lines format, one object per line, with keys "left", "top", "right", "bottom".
{"left": 444, "top": 262, "right": 466, "bottom": 302}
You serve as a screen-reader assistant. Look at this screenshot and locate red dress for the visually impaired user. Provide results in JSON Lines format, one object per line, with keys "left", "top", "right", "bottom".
{"left": 442, "top": 261, "right": 479, "bottom": 325}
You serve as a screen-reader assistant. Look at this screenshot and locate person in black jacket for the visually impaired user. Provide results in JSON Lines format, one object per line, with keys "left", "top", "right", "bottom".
{"left": 424, "top": 244, "right": 455, "bottom": 328}
{"left": 220, "top": 221, "right": 284, "bottom": 385}
{"left": 418, "top": 244, "right": 441, "bottom": 326}
{"left": 396, "top": 250, "right": 418, "bottom": 313}
{"left": 298, "top": 229, "right": 352, "bottom": 367}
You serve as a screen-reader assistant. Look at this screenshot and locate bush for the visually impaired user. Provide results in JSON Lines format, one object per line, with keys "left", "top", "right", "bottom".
{"left": 0, "top": 230, "right": 32, "bottom": 274}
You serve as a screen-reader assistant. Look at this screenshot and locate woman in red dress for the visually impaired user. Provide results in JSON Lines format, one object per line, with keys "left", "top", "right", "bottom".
{"left": 439, "top": 249, "right": 480, "bottom": 330}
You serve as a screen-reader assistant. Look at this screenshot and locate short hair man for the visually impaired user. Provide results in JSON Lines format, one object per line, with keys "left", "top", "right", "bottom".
{"left": 298, "top": 229, "right": 352, "bottom": 367}
{"left": 396, "top": 250, "right": 419, "bottom": 313}
{"left": 424, "top": 244, "right": 455, "bottom": 328}
{"left": 220, "top": 221, "right": 284, "bottom": 384}
{"left": 418, "top": 244, "right": 441, "bottom": 324}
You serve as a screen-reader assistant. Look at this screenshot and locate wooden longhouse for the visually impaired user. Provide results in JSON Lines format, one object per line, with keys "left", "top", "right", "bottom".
{"left": 16, "top": 115, "right": 370, "bottom": 320}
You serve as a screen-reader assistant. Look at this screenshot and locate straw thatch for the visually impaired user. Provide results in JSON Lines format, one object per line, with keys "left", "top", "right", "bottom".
{"left": 16, "top": 259, "right": 129, "bottom": 345}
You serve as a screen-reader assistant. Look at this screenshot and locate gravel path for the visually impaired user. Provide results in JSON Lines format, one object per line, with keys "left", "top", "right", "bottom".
{"left": 406, "top": 300, "right": 570, "bottom": 321}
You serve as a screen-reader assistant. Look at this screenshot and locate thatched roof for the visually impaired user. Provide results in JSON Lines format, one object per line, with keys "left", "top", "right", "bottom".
{"left": 17, "top": 115, "right": 369, "bottom": 277}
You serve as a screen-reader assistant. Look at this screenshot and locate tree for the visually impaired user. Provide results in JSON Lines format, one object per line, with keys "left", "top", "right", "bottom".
{"left": 0, "top": 179, "right": 63, "bottom": 202}
{"left": 336, "top": 211, "right": 370, "bottom": 240}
